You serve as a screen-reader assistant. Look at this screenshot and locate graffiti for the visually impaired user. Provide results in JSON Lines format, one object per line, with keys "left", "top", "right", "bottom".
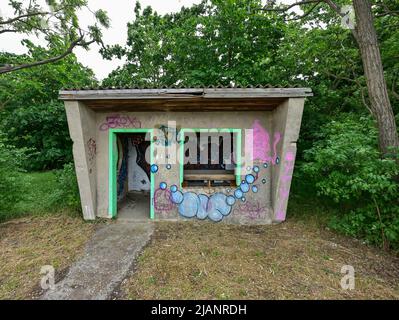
{"left": 154, "top": 188, "right": 174, "bottom": 213}
{"left": 233, "top": 201, "right": 268, "bottom": 220}
{"left": 128, "top": 137, "right": 150, "bottom": 191}
{"left": 117, "top": 137, "right": 129, "bottom": 197}
{"left": 168, "top": 170, "right": 260, "bottom": 222}
{"left": 99, "top": 115, "right": 141, "bottom": 131}
{"left": 154, "top": 123, "right": 180, "bottom": 146}
{"left": 275, "top": 150, "right": 295, "bottom": 221}
{"left": 171, "top": 191, "right": 233, "bottom": 222}
{"left": 246, "top": 120, "right": 281, "bottom": 165}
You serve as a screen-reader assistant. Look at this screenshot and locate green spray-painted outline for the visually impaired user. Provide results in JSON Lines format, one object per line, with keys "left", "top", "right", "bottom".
{"left": 179, "top": 128, "right": 242, "bottom": 187}
{"left": 108, "top": 128, "right": 154, "bottom": 220}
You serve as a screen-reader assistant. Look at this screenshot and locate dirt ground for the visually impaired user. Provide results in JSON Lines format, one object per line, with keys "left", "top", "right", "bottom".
{"left": 0, "top": 215, "right": 97, "bottom": 300}
{"left": 121, "top": 219, "right": 399, "bottom": 300}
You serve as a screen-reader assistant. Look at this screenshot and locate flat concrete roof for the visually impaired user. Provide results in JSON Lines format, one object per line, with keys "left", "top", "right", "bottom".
{"left": 59, "top": 87, "right": 312, "bottom": 112}
{"left": 60, "top": 87, "right": 313, "bottom": 100}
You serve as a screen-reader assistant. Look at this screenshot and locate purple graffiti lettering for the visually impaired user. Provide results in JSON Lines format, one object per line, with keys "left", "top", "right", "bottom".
{"left": 233, "top": 200, "right": 268, "bottom": 220}
{"left": 154, "top": 188, "right": 174, "bottom": 213}
{"left": 99, "top": 115, "right": 142, "bottom": 131}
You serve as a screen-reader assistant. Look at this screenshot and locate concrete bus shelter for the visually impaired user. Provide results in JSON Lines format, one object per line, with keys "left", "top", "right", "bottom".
{"left": 60, "top": 87, "right": 312, "bottom": 224}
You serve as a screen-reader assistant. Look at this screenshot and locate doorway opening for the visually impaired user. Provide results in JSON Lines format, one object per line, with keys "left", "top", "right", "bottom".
{"left": 108, "top": 129, "right": 154, "bottom": 220}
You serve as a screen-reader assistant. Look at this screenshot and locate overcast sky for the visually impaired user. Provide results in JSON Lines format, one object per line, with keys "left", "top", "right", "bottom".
{"left": 1, "top": 0, "right": 292, "bottom": 80}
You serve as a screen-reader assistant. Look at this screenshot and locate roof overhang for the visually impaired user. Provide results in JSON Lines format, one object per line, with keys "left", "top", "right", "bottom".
{"left": 59, "top": 88, "right": 312, "bottom": 112}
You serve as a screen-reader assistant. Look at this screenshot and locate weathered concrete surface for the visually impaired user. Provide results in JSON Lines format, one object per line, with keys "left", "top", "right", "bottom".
{"left": 41, "top": 221, "right": 153, "bottom": 300}
{"left": 64, "top": 101, "right": 97, "bottom": 220}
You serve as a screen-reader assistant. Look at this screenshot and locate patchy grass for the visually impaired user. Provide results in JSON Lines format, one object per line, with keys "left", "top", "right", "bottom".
{"left": 2, "top": 171, "right": 60, "bottom": 222}
{"left": 0, "top": 215, "right": 96, "bottom": 300}
{"left": 15, "top": 171, "right": 59, "bottom": 214}
{"left": 2, "top": 170, "right": 81, "bottom": 223}
{"left": 121, "top": 219, "right": 399, "bottom": 300}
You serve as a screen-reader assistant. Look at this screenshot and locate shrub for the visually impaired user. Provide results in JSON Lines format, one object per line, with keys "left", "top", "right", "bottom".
{"left": 301, "top": 115, "right": 399, "bottom": 250}
{"left": 50, "top": 163, "right": 81, "bottom": 215}
{"left": 0, "top": 101, "right": 73, "bottom": 171}
{"left": 0, "top": 133, "right": 27, "bottom": 221}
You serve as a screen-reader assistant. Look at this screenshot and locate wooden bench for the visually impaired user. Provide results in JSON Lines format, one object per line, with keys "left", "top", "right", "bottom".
{"left": 183, "top": 170, "right": 236, "bottom": 187}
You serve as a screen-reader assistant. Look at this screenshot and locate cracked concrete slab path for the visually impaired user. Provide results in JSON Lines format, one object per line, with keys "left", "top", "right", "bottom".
{"left": 41, "top": 221, "right": 154, "bottom": 300}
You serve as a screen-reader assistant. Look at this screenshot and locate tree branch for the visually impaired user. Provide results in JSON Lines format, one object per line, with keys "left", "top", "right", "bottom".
{"left": 260, "top": 0, "right": 322, "bottom": 12}
{"left": 0, "top": 11, "right": 50, "bottom": 25}
{"left": 323, "top": 0, "right": 343, "bottom": 17}
{"left": 285, "top": 2, "right": 322, "bottom": 21}
{"left": 0, "top": 35, "right": 92, "bottom": 74}
{"left": 0, "top": 29, "right": 18, "bottom": 34}
{"left": 374, "top": 1, "right": 399, "bottom": 17}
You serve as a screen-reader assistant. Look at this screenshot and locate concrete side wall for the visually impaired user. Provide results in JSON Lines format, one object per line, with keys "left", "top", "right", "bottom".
{"left": 64, "top": 101, "right": 97, "bottom": 220}
{"left": 271, "top": 98, "right": 305, "bottom": 222}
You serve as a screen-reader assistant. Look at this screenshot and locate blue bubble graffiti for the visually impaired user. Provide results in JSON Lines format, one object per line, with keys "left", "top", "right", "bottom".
{"left": 245, "top": 174, "right": 255, "bottom": 184}
{"left": 171, "top": 189, "right": 183, "bottom": 204}
{"left": 170, "top": 190, "right": 233, "bottom": 222}
{"left": 240, "top": 182, "right": 250, "bottom": 193}
{"left": 161, "top": 165, "right": 270, "bottom": 222}
{"left": 150, "top": 164, "right": 159, "bottom": 173}
{"left": 234, "top": 189, "right": 243, "bottom": 199}
{"left": 159, "top": 182, "right": 167, "bottom": 190}
{"left": 226, "top": 195, "right": 236, "bottom": 206}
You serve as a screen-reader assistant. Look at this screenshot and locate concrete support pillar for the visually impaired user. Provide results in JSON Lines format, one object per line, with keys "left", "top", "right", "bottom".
{"left": 271, "top": 98, "right": 305, "bottom": 222}
{"left": 64, "top": 101, "right": 97, "bottom": 220}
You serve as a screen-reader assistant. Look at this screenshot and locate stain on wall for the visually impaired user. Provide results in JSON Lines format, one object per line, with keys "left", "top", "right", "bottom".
{"left": 86, "top": 138, "right": 96, "bottom": 173}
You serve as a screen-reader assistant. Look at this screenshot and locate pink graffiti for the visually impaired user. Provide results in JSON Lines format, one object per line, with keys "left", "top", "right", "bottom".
{"left": 233, "top": 200, "right": 268, "bottom": 220}
{"left": 99, "top": 115, "right": 141, "bottom": 131}
{"left": 246, "top": 120, "right": 281, "bottom": 165}
{"left": 276, "top": 150, "right": 295, "bottom": 221}
{"left": 154, "top": 188, "right": 174, "bottom": 213}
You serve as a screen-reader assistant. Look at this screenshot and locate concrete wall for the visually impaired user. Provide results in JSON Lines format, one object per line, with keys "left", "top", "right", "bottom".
{"left": 64, "top": 101, "right": 97, "bottom": 220}
{"left": 65, "top": 98, "right": 305, "bottom": 224}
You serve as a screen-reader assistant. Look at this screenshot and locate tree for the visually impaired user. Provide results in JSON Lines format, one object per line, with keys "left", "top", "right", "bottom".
{"left": 101, "top": 0, "right": 287, "bottom": 87}
{"left": 0, "top": 0, "right": 109, "bottom": 74}
{"left": 0, "top": 50, "right": 97, "bottom": 169}
{"left": 261, "top": 0, "right": 399, "bottom": 157}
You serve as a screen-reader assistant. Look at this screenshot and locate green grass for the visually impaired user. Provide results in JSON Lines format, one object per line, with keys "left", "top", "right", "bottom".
{"left": 6, "top": 171, "right": 59, "bottom": 220}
